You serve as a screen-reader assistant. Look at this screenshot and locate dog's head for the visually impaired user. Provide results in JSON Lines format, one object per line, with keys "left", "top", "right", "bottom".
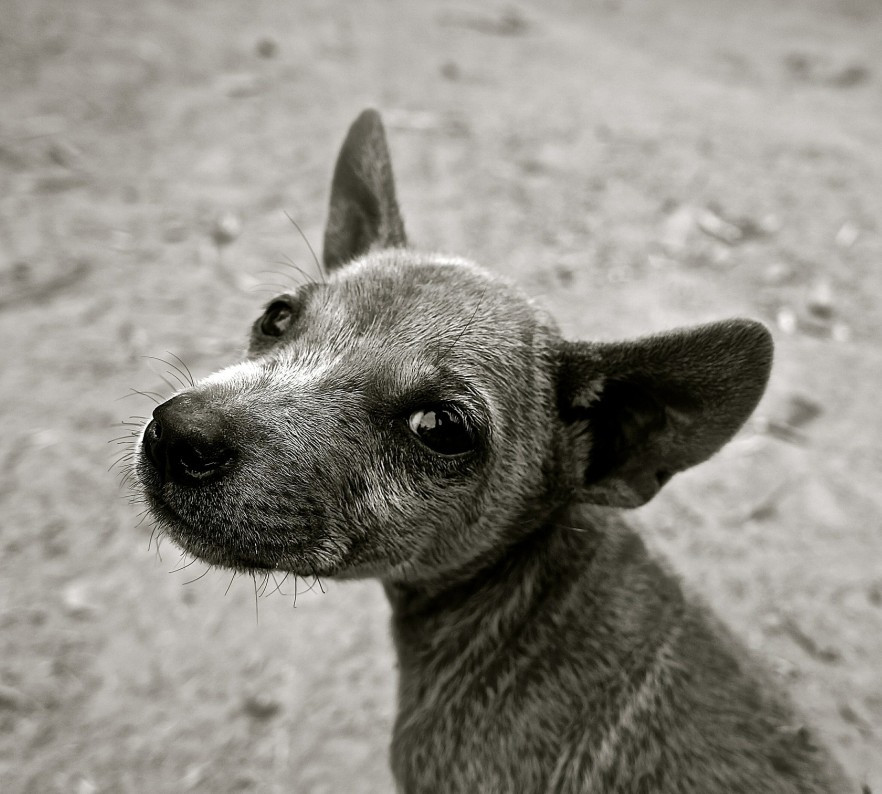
{"left": 135, "top": 110, "right": 772, "bottom": 588}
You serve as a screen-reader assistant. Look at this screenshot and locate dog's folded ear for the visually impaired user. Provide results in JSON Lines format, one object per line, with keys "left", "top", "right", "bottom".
{"left": 557, "top": 319, "right": 773, "bottom": 508}
{"left": 322, "top": 109, "right": 407, "bottom": 271}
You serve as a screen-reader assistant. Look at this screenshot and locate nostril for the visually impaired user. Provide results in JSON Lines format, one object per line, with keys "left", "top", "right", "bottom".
{"left": 172, "top": 440, "right": 236, "bottom": 482}
{"left": 143, "top": 419, "right": 164, "bottom": 469}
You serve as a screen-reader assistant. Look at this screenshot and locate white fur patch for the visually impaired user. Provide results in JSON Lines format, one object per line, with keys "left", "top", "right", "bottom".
{"left": 200, "top": 352, "right": 341, "bottom": 395}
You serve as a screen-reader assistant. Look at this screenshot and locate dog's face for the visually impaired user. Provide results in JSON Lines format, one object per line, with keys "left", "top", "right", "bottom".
{"left": 133, "top": 109, "right": 772, "bottom": 588}
{"left": 136, "top": 252, "right": 564, "bottom": 583}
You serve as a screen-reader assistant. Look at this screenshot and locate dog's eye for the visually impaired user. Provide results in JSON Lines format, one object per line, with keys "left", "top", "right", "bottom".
{"left": 260, "top": 301, "right": 295, "bottom": 337}
{"left": 407, "top": 405, "right": 475, "bottom": 456}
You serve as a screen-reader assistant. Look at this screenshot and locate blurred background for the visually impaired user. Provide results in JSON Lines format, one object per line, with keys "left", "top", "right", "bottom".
{"left": 1, "top": 0, "right": 880, "bottom": 791}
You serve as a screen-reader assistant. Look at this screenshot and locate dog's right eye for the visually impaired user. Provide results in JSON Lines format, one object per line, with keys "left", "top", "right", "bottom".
{"left": 260, "top": 301, "right": 295, "bottom": 337}
{"left": 407, "top": 405, "right": 476, "bottom": 456}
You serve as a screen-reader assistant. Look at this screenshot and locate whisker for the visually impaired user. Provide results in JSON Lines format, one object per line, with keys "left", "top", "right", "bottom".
{"left": 266, "top": 571, "right": 290, "bottom": 597}
{"left": 147, "top": 523, "right": 162, "bottom": 551}
{"left": 108, "top": 452, "right": 136, "bottom": 472}
{"left": 283, "top": 210, "right": 325, "bottom": 283}
{"left": 169, "top": 556, "right": 198, "bottom": 574}
{"left": 278, "top": 254, "right": 317, "bottom": 286}
{"left": 154, "top": 534, "right": 165, "bottom": 562}
{"left": 259, "top": 268, "right": 300, "bottom": 286}
{"left": 157, "top": 370, "right": 182, "bottom": 392}
{"left": 165, "top": 351, "right": 196, "bottom": 387}
{"left": 122, "top": 387, "right": 164, "bottom": 404}
{"left": 256, "top": 570, "right": 271, "bottom": 597}
{"left": 108, "top": 434, "right": 139, "bottom": 444}
{"left": 182, "top": 566, "right": 212, "bottom": 586}
{"left": 253, "top": 279, "right": 298, "bottom": 294}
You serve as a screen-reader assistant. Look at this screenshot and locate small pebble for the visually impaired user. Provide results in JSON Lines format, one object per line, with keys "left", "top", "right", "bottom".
{"left": 47, "top": 139, "right": 82, "bottom": 169}
{"left": 440, "top": 60, "right": 460, "bottom": 80}
{"left": 831, "top": 323, "right": 851, "bottom": 343}
{"left": 783, "top": 394, "right": 822, "bottom": 428}
{"left": 776, "top": 307, "right": 797, "bottom": 334}
{"left": 697, "top": 208, "right": 742, "bottom": 245}
{"left": 835, "top": 221, "right": 859, "bottom": 248}
{"left": 762, "top": 263, "right": 793, "bottom": 285}
{"left": 218, "top": 72, "right": 265, "bottom": 98}
{"left": 255, "top": 37, "right": 278, "bottom": 58}
{"left": 830, "top": 64, "right": 870, "bottom": 88}
{"left": 806, "top": 281, "right": 834, "bottom": 319}
{"left": 62, "top": 580, "right": 98, "bottom": 620}
{"left": 242, "top": 692, "right": 282, "bottom": 721}
{"left": 212, "top": 212, "right": 242, "bottom": 247}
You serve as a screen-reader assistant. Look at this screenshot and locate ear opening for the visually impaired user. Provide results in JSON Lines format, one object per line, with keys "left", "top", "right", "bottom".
{"left": 558, "top": 319, "right": 773, "bottom": 508}
{"left": 580, "top": 378, "right": 669, "bottom": 484}
{"left": 322, "top": 109, "right": 407, "bottom": 271}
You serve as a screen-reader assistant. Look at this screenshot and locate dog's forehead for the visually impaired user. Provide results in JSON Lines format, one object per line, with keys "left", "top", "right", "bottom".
{"left": 322, "top": 253, "right": 538, "bottom": 350}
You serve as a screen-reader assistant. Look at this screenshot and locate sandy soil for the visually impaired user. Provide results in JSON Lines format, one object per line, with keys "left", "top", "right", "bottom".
{"left": 1, "top": 0, "right": 880, "bottom": 791}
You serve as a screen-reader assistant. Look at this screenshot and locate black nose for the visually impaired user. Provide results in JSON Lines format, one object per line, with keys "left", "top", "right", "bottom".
{"left": 143, "top": 394, "right": 236, "bottom": 486}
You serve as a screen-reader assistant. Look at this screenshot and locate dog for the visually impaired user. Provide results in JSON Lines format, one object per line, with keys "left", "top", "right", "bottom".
{"left": 134, "top": 109, "right": 853, "bottom": 792}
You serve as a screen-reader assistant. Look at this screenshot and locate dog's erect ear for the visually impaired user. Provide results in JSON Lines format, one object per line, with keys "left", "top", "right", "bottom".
{"left": 557, "top": 319, "right": 773, "bottom": 508}
{"left": 322, "top": 109, "right": 407, "bottom": 271}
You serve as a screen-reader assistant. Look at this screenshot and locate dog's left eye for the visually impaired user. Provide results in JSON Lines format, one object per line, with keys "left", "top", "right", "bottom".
{"left": 260, "top": 301, "right": 295, "bottom": 337}
{"left": 407, "top": 405, "right": 475, "bottom": 456}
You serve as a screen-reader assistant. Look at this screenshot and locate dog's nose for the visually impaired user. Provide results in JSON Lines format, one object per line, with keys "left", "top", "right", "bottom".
{"left": 143, "top": 393, "right": 236, "bottom": 486}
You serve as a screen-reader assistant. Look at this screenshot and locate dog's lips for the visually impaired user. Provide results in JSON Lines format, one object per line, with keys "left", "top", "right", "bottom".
{"left": 137, "top": 471, "right": 342, "bottom": 575}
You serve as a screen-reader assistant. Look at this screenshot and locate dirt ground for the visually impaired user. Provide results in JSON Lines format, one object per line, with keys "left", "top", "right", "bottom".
{"left": 1, "top": 0, "right": 880, "bottom": 791}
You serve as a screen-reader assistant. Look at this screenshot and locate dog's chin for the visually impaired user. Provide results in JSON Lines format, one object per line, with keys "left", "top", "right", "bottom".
{"left": 140, "top": 490, "right": 344, "bottom": 577}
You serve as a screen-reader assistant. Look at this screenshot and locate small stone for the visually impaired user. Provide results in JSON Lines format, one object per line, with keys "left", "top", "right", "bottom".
{"left": 758, "top": 213, "right": 782, "bottom": 235}
{"left": 776, "top": 307, "right": 797, "bottom": 334}
{"left": 784, "top": 52, "right": 813, "bottom": 80}
{"left": 554, "top": 264, "right": 574, "bottom": 286}
{"left": 255, "top": 37, "right": 278, "bottom": 58}
{"left": 10, "top": 261, "right": 31, "bottom": 284}
{"left": 46, "top": 139, "right": 82, "bottom": 169}
{"left": 762, "top": 263, "right": 793, "bottom": 285}
{"left": 806, "top": 281, "right": 834, "bottom": 319}
{"left": 33, "top": 170, "right": 90, "bottom": 192}
{"left": 497, "top": 7, "right": 530, "bottom": 35}
{"left": 830, "top": 64, "right": 870, "bottom": 88}
{"left": 62, "top": 580, "right": 98, "bottom": 620}
{"left": 440, "top": 60, "right": 461, "bottom": 80}
{"left": 212, "top": 212, "right": 242, "bottom": 247}
{"left": 835, "top": 221, "right": 859, "bottom": 248}
{"left": 696, "top": 208, "right": 742, "bottom": 245}
{"left": 761, "top": 612, "right": 784, "bottom": 633}
{"left": 0, "top": 684, "right": 28, "bottom": 711}
{"left": 660, "top": 205, "right": 697, "bottom": 253}
{"left": 783, "top": 394, "right": 822, "bottom": 428}
{"left": 769, "top": 656, "right": 799, "bottom": 679}
{"left": 242, "top": 692, "right": 282, "bottom": 721}
{"left": 218, "top": 72, "right": 265, "bottom": 98}
{"left": 831, "top": 323, "right": 851, "bottom": 343}
{"left": 163, "top": 221, "right": 188, "bottom": 243}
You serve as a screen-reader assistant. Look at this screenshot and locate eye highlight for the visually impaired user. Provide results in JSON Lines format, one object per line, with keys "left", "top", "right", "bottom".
{"left": 260, "top": 300, "right": 295, "bottom": 337}
{"left": 407, "top": 404, "right": 476, "bottom": 456}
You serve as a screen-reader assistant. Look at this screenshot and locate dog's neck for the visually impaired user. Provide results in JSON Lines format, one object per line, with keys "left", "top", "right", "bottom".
{"left": 383, "top": 505, "right": 677, "bottom": 676}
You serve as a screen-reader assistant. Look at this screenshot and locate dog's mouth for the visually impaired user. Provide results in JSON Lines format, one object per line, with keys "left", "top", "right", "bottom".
{"left": 136, "top": 454, "right": 344, "bottom": 576}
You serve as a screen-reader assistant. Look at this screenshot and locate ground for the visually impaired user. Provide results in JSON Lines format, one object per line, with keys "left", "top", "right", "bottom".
{"left": 0, "top": 0, "right": 880, "bottom": 791}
